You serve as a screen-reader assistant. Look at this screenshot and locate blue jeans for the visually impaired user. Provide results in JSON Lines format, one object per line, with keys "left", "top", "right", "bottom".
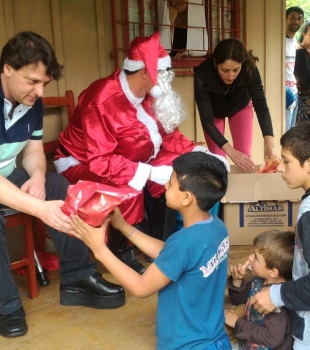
{"left": 204, "top": 333, "right": 232, "bottom": 350}
{"left": 0, "top": 169, "right": 96, "bottom": 315}
{"left": 286, "top": 93, "right": 298, "bottom": 131}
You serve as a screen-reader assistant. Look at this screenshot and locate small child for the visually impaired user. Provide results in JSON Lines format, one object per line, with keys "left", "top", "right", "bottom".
{"left": 69, "top": 152, "right": 231, "bottom": 350}
{"left": 225, "top": 229, "right": 294, "bottom": 349}
{"left": 250, "top": 122, "right": 310, "bottom": 350}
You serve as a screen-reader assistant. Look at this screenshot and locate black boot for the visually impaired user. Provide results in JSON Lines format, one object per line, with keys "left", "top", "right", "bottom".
{"left": 108, "top": 226, "right": 146, "bottom": 274}
{"left": 115, "top": 247, "right": 146, "bottom": 275}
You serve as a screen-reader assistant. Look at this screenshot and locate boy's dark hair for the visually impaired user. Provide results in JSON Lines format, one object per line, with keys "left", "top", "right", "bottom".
{"left": 286, "top": 6, "right": 304, "bottom": 19}
{"left": 172, "top": 152, "right": 228, "bottom": 212}
{"left": 212, "top": 38, "right": 258, "bottom": 84}
{"left": 254, "top": 230, "right": 295, "bottom": 281}
{"left": 280, "top": 122, "right": 310, "bottom": 166}
{"left": 0, "top": 31, "right": 63, "bottom": 80}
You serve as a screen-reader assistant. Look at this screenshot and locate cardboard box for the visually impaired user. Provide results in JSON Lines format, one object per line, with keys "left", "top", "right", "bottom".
{"left": 221, "top": 166, "right": 304, "bottom": 245}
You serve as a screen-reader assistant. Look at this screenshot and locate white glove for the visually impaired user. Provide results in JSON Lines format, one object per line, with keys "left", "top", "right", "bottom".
{"left": 150, "top": 165, "right": 173, "bottom": 185}
{"left": 205, "top": 150, "right": 230, "bottom": 173}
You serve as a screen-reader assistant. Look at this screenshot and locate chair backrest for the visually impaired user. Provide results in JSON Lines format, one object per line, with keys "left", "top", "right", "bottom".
{"left": 42, "top": 90, "right": 75, "bottom": 154}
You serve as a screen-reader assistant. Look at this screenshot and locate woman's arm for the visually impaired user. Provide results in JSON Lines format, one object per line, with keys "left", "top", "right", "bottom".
{"left": 248, "top": 67, "right": 277, "bottom": 160}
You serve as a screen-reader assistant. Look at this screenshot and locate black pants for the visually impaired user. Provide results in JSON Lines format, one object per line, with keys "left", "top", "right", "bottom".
{"left": 0, "top": 169, "right": 96, "bottom": 315}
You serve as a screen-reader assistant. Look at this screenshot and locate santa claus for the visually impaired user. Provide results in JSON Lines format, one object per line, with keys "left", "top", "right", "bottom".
{"left": 54, "top": 32, "right": 229, "bottom": 275}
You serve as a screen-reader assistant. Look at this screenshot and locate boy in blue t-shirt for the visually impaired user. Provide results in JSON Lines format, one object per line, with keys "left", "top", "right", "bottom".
{"left": 69, "top": 151, "right": 231, "bottom": 350}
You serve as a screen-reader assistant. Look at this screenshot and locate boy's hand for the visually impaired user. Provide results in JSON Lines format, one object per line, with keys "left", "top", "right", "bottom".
{"left": 69, "top": 215, "right": 110, "bottom": 253}
{"left": 108, "top": 207, "right": 127, "bottom": 231}
{"left": 230, "top": 259, "right": 251, "bottom": 280}
{"left": 224, "top": 310, "right": 239, "bottom": 328}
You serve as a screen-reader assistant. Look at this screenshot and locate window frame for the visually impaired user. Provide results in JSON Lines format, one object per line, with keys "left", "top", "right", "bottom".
{"left": 111, "top": 0, "right": 246, "bottom": 75}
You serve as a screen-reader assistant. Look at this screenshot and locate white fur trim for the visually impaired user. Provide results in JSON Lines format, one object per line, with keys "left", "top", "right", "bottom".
{"left": 136, "top": 104, "right": 162, "bottom": 160}
{"left": 120, "top": 70, "right": 144, "bottom": 106}
{"left": 193, "top": 145, "right": 208, "bottom": 152}
{"left": 119, "top": 70, "right": 162, "bottom": 160}
{"left": 158, "top": 55, "right": 171, "bottom": 70}
{"left": 128, "top": 162, "right": 152, "bottom": 191}
{"left": 205, "top": 150, "right": 230, "bottom": 173}
{"left": 192, "top": 147, "right": 230, "bottom": 172}
{"left": 123, "top": 57, "right": 145, "bottom": 71}
{"left": 150, "top": 165, "right": 172, "bottom": 185}
{"left": 54, "top": 156, "right": 81, "bottom": 174}
{"left": 150, "top": 85, "right": 163, "bottom": 98}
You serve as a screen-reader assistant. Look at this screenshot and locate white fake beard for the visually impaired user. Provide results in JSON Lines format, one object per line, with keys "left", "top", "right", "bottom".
{"left": 153, "top": 70, "right": 186, "bottom": 134}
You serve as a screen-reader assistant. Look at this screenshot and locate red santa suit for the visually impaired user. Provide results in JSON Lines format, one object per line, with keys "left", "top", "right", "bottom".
{"left": 55, "top": 70, "right": 202, "bottom": 225}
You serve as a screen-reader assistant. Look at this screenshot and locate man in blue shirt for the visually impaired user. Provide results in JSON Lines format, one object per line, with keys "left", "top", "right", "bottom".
{"left": 0, "top": 31, "right": 125, "bottom": 339}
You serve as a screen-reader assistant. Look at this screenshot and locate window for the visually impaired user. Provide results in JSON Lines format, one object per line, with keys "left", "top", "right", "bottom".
{"left": 111, "top": 0, "right": 245, "bottom": 75}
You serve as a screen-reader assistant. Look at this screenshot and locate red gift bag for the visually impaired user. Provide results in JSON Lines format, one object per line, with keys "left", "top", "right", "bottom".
{"left": 61, "top": 181, "right": 141, "bottom": 227}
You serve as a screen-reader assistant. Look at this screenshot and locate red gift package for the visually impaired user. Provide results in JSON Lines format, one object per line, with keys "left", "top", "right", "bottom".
{"left": 257, "top": 159, "right": 280, "bottom": 173}
{"left": 61, "top": 181, "right": 141, "bottom": 227}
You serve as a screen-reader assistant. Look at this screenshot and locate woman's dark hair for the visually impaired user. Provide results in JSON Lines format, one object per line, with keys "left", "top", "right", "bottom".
{"left": 299, "top": 19, "right": 310, "bottom": 44}
{"left": 172, "top": 152, "right": 228, "bottom": 212}
{"left": 212, "top": 38, "right": 258, "bottom": 83}
{"left": 0, "top": 31, "right": 63, "bottom": 80}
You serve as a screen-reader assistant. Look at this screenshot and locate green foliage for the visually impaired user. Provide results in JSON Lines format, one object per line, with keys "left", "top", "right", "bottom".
{"left": 286, "top": 0, "right": 310, "bottom": 19}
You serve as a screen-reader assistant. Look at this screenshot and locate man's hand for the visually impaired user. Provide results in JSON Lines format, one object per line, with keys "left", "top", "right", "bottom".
{"left": 250, "top": 286, "right": 276, "bottom": 315}
{"left": 21, "top": 177, "right": 46, "bottom": 200}
{"left": 36, "top": 201, "right": 73, "bottom": 233}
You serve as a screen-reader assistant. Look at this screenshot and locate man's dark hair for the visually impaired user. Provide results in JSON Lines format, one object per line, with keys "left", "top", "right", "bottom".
{"left": 280, "top": 122, "right": 310, "bottom": 166}
{"left": 172, "top": 152, "right": 228, "bottom": 212}
{"left": 286, "top": 6, "right": 304, "bottom": 19}
{"left": 0, "top": 31, "right": 63, "bottom": 80}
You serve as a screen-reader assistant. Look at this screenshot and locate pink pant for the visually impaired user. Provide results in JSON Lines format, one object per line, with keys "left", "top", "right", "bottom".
{"left": 203, "top": 102, "right": 253, "bottom": 158}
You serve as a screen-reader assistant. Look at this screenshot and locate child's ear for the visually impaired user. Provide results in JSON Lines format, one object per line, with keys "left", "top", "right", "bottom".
{"left": 269, "top": 267, "right": 279, "bottom": 279}
{"left": 182, "top": 191, "right": 193, "bottom": 206}
{"left": 306, "top": 158, "right": 310, "bottom": 172}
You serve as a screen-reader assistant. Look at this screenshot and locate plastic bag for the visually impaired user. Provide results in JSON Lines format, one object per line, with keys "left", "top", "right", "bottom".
{"left": 61, "top": 181, "right": 141, "bottom": 227}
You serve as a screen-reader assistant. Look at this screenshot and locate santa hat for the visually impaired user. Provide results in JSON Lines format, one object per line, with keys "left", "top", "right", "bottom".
{"left": 123, "top": 32, "right": 171, "bottom": 86}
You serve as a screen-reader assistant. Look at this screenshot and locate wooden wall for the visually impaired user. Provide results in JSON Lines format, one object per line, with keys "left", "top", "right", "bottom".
{"left": 0, "top": 0, "right": 285, "bottom": 165}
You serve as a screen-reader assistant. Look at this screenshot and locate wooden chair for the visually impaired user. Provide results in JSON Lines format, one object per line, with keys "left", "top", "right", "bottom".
{"left": 1, "top": 207, "right": 38, "bottom": 299}
{"left": 35, "top": 90, "right": 75, "bottom": 252}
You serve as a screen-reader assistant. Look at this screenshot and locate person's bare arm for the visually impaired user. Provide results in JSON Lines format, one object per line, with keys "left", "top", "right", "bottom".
{"left": 264, "top": 135, "right": 279, "bottom": 161}
{"left": 0, "top": 174, "right": 72, "bottom": 233}
{"left": 69, "top": 214, "right": 170, "bottom": 297}
{"left": 222, "top": 142, "right": 255, "bottom": 170}
{"left": 21, "top": 139, "right": 46, "bottom": 200}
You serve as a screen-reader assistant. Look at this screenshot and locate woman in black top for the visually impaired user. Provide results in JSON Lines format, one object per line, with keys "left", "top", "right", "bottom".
{"left": 194, "top": 38, "right": 277, "bottom": 170}
{"left": 295, "top": 20, "right": 310, "bottom": 124}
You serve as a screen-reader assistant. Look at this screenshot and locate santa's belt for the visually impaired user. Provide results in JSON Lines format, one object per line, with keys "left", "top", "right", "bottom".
{"left": 59, "top": 144, "right": 71, "bottom": 157}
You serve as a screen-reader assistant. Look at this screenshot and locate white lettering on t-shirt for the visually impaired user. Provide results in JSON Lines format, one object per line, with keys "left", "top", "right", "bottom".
{"left": 199, "top": 237, "right": 229, "bottom": 278}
